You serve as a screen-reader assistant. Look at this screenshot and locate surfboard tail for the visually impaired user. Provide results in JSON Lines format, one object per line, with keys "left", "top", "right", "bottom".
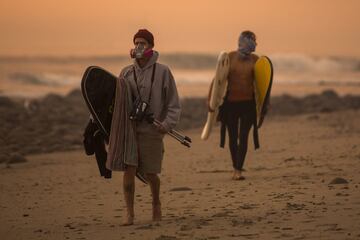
{"left": 201, "top": 112, "right": 217, "bottom": 140}
{"left": 201, "top": 122, "right": 211, "bottom": 140}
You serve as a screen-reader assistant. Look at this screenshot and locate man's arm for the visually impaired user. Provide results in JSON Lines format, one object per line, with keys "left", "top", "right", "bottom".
{"left": 160, "top": 68, "right": 181, "bottom": 132}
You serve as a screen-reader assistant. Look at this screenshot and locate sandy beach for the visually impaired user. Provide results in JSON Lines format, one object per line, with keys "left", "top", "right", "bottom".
{"left": 1, "top": 107, "right": 360, "bottom": 239}
{"left": 2, "top": 0, "right": 360, "bottom": 239}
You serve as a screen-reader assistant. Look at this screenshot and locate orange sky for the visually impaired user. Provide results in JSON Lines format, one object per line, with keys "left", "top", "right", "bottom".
{"left": 1, "top": 0, "right": 360, "bottom": 57}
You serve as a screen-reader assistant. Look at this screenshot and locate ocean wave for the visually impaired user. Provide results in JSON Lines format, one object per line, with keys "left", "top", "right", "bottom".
{"left": 269, "top": 53, "right": 360, "bottom": 73}
{"left": 9, "top": 73, "right": 46, "bottom": 85}
{"left": 2, "top": 53, "right": 360, "bottom": 73}
{"left": 9, "top": 72, "right": 80, "bottom": 86}
{"left": 3, "top": 53, "right": 360, "bottom": 87}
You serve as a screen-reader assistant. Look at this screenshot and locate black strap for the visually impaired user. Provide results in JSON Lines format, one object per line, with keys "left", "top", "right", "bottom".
{"left": 220, "top": 122, "right": 226, "bottom": 148}
{"left": 253, "top": 109, "right": 260, "bottom": 150}
{"left": 133, "top": 68, "right": 141, "bottom": 98}
{"left": 133, "top": 64, "right": 156, "bottom": 103}
{"left": 219, "top": 95, "right": 228, "bottom": 148}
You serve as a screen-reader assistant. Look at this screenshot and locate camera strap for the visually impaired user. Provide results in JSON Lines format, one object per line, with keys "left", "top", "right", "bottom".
{"left": 133, "top": 64, "right": 156, "bottom": 103}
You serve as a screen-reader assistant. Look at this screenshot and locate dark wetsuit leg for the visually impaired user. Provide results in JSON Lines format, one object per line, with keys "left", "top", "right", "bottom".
{"left": 226, "top": 107, "right": 240, "bottom": 169}
{"left": 226, "top": 100, "right": 255, "bottom": 170}
{"left": 236, "top": 112, "right": 254, "bottom": 170}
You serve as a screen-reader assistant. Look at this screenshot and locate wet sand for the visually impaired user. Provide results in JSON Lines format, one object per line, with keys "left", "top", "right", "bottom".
{"left": 1, "top": 110, "right": 360, "bottom": 239}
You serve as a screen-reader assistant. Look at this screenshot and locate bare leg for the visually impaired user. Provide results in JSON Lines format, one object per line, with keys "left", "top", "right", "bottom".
{"left": 122, "top": 166, "right": 136, "bottom": 226}
{"left": 146, "top": 173, "right": 162, "bottom": 221}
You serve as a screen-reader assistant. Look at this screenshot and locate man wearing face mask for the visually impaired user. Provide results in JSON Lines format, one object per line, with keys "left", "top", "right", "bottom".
{"left": 117, "top": 29, "right": 181, "bottom": 225}
{"left": 208, "top": 30, "right": 260, "bottom": 181}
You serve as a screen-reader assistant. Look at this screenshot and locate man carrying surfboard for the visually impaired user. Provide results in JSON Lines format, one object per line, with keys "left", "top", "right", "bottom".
{"left": 203, "top": 31, "right": 272, "bottom": 181}
{"left": 113, "top": 29, "right": 181, "bottom": 225}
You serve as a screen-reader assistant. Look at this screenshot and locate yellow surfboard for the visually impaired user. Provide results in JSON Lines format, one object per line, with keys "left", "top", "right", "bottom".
{"left": 254, "top": 56, "right": 273, "bottom": 128}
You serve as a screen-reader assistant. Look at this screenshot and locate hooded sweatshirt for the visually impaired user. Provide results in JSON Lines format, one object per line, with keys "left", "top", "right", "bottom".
{"left": 120, "top": 51, "right": 181, "bottom": 135}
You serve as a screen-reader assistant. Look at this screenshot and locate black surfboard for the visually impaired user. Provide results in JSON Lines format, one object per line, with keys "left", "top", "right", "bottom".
{"left": 81, "top": 66, "right": 116, "bottom": 140}
{"left": 81, "top": 66, "right": 147, "bottom": 184}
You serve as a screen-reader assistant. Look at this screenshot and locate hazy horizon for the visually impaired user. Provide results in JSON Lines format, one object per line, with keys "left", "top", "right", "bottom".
{"left": 1, "top": 0, "right": 360, "bottom": 57}
{"left": 1, "top": 52, "right": 360, "bottom": 59}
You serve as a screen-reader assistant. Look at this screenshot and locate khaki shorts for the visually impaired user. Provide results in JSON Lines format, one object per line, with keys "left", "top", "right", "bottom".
{"left": 137, "top": 131, "right": 164, "bottom": 174}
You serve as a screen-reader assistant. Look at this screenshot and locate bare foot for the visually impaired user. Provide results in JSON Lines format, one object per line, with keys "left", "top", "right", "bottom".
{"left": 152, "top": 204, "right": 162, "bottom": 221}
{"left": 232, "top": 171, "right": 236, "bottom": 180}
{"left": 232, "top": 169, "right": 240, "bottom": 180}
{"left": 233, "top": 170, "right": 245, "bottom": 181}
{"left": 122, "top": 214, "right": 134, "bottom": 226}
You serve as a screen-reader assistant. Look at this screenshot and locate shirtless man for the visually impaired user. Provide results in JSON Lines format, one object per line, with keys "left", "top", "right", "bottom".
{"left": 208, "top": 31, "right": 260, "bottom": 180}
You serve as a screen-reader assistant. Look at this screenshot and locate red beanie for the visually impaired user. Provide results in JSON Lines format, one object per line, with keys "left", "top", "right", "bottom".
{"left": 133, "top": 29, "right": 154, "bottom": 47}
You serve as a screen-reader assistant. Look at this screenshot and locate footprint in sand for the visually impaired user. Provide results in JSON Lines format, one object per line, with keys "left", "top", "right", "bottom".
{"left": 169, "top": 187, "right": 192, "bottom": 192}
{"left": 238, "top": 203, "right": 259, "bottom": 210}
{"left": 155, "top": 235, "right": 178, "bottom": 240}
{"left": 179, "top": 224, "right": 192, "bottom": 231}
{"left": 135, "top": 224, "right": 153, "bottom": 230}
{"left": 329, "top": 177, "right": 349, "bottom": 185}
{"left": 285, "top": 203, "right": 306, "bottom": 211}
{"left": 212, "top": 211, "right": 231, "bottom": 218}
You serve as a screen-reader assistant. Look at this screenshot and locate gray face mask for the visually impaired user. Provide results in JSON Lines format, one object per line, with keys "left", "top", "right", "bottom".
{"left": 131, "top": 44, "right": 145, "bottom": 59}
{"left": 238, "top": 35, "right": 256, "bottom": 57}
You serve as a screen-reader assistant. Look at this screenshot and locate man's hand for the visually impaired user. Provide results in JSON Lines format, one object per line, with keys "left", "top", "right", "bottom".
{"left": 156, "top": 122, "right": 168, "bottom": 134}
{"left": 207, "top": 100, "right": 215, "bottom": 112}
{"left": 208, "top": 106, "right": 215, "bottom": 113}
